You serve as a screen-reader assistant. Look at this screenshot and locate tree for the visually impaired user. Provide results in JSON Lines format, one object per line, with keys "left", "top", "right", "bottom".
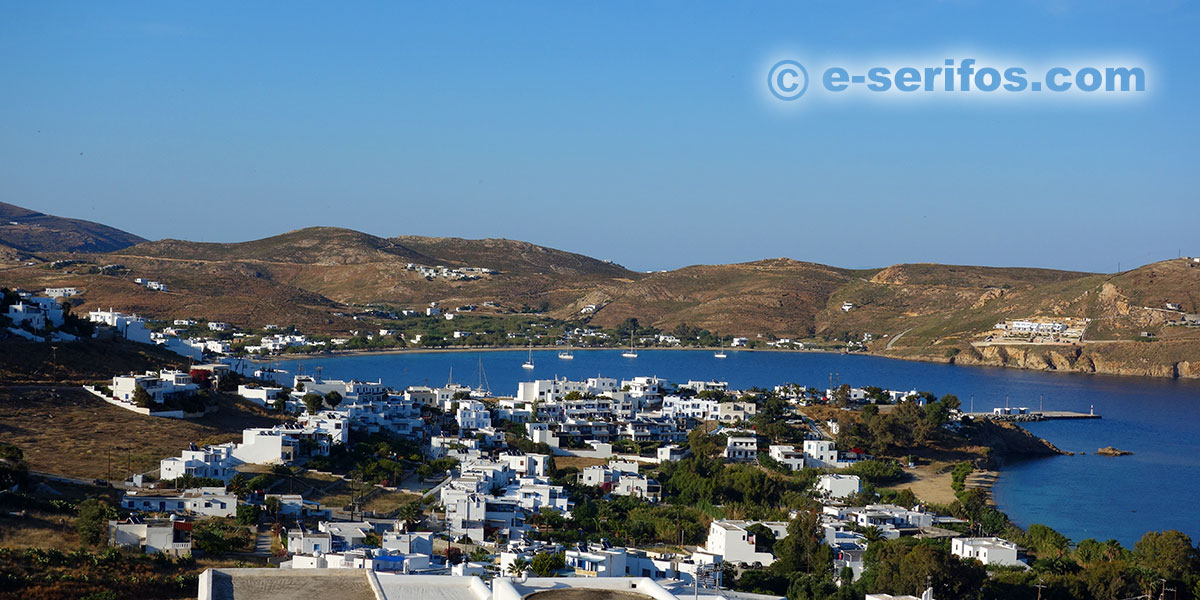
{"left": 939, "top": 394, "right": 961, "bottom": 412}
{"left": 507, "top": 556, "right": 530, "bottom": 577}
{"left": 1133, "top": 530, "right": 1195, "bottom": 580}
{"left": 271, "top": 396, "right": 287, "bottom": 412}
{"left": 324, "top": 391, "right": 343, "bottom": 408}
{"left": 771, "top": 510, "right": 824, "bottom": 575}
{"left": 264, "top": 496, "right": 283, "bottom": 521}
{"left": 531, "top": 551, "right": 565, "bottom": 577}
{"left": 833, "top": 384, "right": 851, "bottom": 407}
{"left": 746, "top": 523, "right": 778, "bottom": 553}
{"left": 76, "top": 498, "right": 117, "bottom": 546}
{"left": 236, "top": 504, "right": 261, "bottom": 526}
{"left": 1026, "top": 524, "right": 1072, "bottom": 559}
{"left": 302, "top": 392, "right": 324, "bottom": 414}
{"left": 227, "top": 473, "right": 249, "bottom": 498}
{"left": 132, "top": 384, "right": 155, "bottom": 408}
{"left": 0, "top": 442, "right": 29, "bottom": 490}
{"left": 397, "top": 501, "right": 424, "bottom": 530}
{"left": 862, "top": 539, "right": 986, "bottom": 599}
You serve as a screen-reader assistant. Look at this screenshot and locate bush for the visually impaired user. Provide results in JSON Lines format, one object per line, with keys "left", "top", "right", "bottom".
{"left": 76, "top": 498, "right": 117, "bottom": 546}
{"left": 839, "top": 460, "right": 905, "bottom": 485}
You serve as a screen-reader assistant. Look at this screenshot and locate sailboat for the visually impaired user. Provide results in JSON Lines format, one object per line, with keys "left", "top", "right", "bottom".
{"left": 558, "top": 341, "right": 574, "bottom": 360}
{"left": 621, "top": 334, "right": 638, "bottom": 358}
{"left": 522, "top": 344, "right": 535, "bottom": 369}
{"left": 714, "top": 349, "right": 727, "bottom": 358}
{"left": 471, "top": 357, "right": 492, "bottom": 398}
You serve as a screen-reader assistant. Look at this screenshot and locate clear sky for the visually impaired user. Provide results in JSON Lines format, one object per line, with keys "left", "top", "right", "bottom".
{"left": 1, "top": 2, "right": 1196, "bottom": 273}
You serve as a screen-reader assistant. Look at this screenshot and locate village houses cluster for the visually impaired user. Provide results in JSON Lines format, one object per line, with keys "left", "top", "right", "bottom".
{"left": 95, "top": 352, "right": 1024, "bottom": 600}
{"left": 8, "top": 295, "right": 1027, "bottom": 599}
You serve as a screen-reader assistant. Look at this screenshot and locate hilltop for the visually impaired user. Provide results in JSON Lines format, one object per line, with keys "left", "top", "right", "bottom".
{"left": 0, "top": 202, "right": 146, "bottom": 254}
{"left": 2, "top": 202, "right": 1198, "bottom": 378}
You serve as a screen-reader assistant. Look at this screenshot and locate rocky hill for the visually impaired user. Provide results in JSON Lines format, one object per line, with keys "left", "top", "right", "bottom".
{"left": 3, "top": 202, "right": 1198, "bottom": 378}
{"left": 0, "top": 202, "right": 146, "bottom": 254}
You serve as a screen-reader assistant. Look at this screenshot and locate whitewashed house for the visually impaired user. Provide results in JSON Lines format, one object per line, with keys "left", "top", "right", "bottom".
{"left": 952, "top": 537, "right": 1024, "bottom": 567}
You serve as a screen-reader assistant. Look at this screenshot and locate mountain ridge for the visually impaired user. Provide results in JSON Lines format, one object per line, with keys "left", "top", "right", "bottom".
{"left": 0, "top": 201, "right": 147, "bottom": 254}
{"left": 3, "top": 202, "right": 1197, "bottom": 378}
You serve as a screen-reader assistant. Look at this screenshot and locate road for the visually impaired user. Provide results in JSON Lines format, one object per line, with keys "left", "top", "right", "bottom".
{"left": 30, "top": 470, "right": 129, "bottom": 490}
{"left": 885, "top": 328, "right": 914, "bottom": 351}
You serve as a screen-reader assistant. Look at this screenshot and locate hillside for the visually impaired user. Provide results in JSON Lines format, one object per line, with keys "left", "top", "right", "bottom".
{"left": 393, "top": 235, "right": 639, "bottom": 279}
{"left": 115, "top": 227, "right": 435, "bottom": 266}
{"left": 3, "top": 206, "right": 1197, "bottom": 378}
{"left": 576, "top": 259, "right": 855, "bottom": 338}
{"left": 0, "top": 202, "right": 146, "bottom": 254}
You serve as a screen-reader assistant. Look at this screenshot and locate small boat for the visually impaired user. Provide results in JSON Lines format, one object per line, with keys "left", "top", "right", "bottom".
{"left": 558, "top": 350, "right": 574, "bottom": 360}
{"left": 714, "top": 351, "right": 727, "bottom": 358}
{"left": 522, "top": 344, "right": 535, "bottom": 369}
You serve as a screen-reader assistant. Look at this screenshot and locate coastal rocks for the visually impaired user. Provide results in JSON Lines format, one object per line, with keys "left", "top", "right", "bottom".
{"left": 938, "top": 342, "right": 1200, "bottom": 380}
{"left": 1096, "top": 446, "right": 1133, "bottom": 457}
{"left": 962, "top": 420, "right": 1065, "bottom": 468}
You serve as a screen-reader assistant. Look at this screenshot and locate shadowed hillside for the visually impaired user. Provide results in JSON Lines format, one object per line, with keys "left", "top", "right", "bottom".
{"left": 0, "top": 202, "right": 146, "bottom": 253}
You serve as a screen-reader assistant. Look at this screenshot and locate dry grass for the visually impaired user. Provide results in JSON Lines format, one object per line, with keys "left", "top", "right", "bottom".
{"left": 0, "top": 388, "right": 286, "bottom": 481}
{"left": 0, "top": 339, "right": 187, "bottom": 384}
{"left": 879, "top": 461, "right": 958, "bottom": 506}
{"left": 0, "top": 511, "right": 80, "bottom": 551}
{"left": 552, "top": 456, "right": 608, "bottom": 471}
{"left": 363, "top": 490, "right": 422, "bottom": 514}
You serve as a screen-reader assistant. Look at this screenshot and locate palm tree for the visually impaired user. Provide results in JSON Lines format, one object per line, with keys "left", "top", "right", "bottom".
{"left": 397, "top": 501, "right": 424, "bottom": 531}
{"left": 507, "top": 557, "right": 530, "bottom": 578}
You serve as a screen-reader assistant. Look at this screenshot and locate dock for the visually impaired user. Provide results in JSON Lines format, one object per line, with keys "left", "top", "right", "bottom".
{"left": 963, "top": 410, "right": 1100, "bottom": 422}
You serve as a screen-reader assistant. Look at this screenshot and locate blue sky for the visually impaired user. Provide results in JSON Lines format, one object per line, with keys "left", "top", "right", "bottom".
{"left": 1, "top": 1, "right": 1196, "bottom": 273}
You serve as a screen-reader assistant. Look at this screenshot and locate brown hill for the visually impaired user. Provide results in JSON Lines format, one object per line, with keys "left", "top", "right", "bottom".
{"left": 0, "top": 202, "right": 146, "bottom": 253}
{"left": 115, "top": 227, "right": 434, "bottom": 266}
{"left": 393, "top": 235, "right": 638, "bottom": 279}
{"left": 4, "top": 207, "right": 1198, "bottom": 378}
{"left": 577, "top": 259, "right": 854, "bottom": 337}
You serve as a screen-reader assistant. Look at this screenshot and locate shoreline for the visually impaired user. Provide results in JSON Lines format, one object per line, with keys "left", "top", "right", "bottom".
{"left": 243, "top": 345, "right": 1200, "bottom": 384}
{"left": 246, "top": 344, "right": 847, "bottom": 364}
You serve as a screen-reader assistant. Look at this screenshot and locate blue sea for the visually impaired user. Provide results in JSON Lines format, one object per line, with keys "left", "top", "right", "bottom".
{"left": 257, "top": 348, "right": 1200, "bottom": 548}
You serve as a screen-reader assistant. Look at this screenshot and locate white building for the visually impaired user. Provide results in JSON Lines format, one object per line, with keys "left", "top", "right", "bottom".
{"left": 111, "top": 370, "right": 198, "bottom": 406}
{"left": 237, "top": 384, "right": 284, "bottom": 407}
{"left": 703, "top": 520, "right": 788, "bottom": 567}
{"left": 108, "top": 518, "right": 192, "bottom": 556}
{"left": 951, "top": 537, "right": 1024, "bottom": 567}
{"left": 717, "top": 401, "right": 757, "bottom": 423}
{"left": 43, "top": 287, "right": 79, "bottom": 298}
{"left": 121, "top": 487, "right": 237, "bottom": 518}
{"left": 723, "top": 435, "right": 758, "bottom": 462}
{"left": 767, "top": 445, "right": 806, "bottom": 471}
{"left": 456, "top": 399, "right": 493, "bottom": 431}
{"left": 661, "top": 396, "right": 719, "bottom": 421}
{"left": 802, "top": 439, "right": 863, "bottom": 469}
{"left": 816, "top": 474, "right": 862, "bottom": 499}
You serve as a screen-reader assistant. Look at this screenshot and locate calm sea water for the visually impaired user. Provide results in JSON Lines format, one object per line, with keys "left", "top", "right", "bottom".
{"left": 260, "top": 348, "right": 1200, "bottom": 547}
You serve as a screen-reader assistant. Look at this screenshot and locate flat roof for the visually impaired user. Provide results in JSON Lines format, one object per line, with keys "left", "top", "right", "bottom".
{"left": 373, "top": 573, "right": 490, "bottom": 600}
{"left": 201, "top": 569, "right": 374, "bottom": 600}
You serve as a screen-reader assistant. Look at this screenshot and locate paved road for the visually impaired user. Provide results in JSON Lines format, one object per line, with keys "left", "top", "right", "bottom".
{"left": 885, "top": 328, "right": 915, "bottom": 351}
